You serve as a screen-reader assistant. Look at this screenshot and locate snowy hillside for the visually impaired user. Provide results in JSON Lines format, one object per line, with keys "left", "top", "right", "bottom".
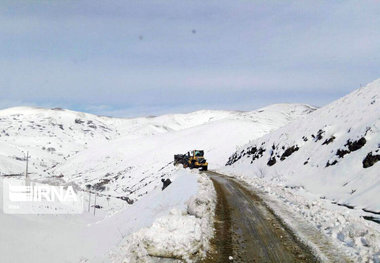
{"left": 224, "top": 79, "right": 380, "bottom": 212}
{"left": 0, "top": 103, "right": 314, "bottom": 262}
{"left": 0, "top": 103, "right": 314, "bottom": 204}
{"left": 50, "top": 104, "right": 315, "bottom": 202}
{"left": 0, "top": 107, "right": 120, "bottom": 176}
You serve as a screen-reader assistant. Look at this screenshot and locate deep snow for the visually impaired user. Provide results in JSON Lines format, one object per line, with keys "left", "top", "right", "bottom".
{"left": 0, "top": 169, "right": 200, "bottom": 262}
{"left": 111, "top": 171, "right": 216, "bottom": 263}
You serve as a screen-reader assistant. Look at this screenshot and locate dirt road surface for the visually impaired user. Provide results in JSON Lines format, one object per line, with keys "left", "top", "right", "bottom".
{"left": 202, "top": 171, "right": 318, "bottom": 263}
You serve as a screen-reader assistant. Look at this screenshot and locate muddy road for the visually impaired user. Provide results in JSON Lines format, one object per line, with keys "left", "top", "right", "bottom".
{"left": 202, "top": 171, "right": 318, "bottom": 263}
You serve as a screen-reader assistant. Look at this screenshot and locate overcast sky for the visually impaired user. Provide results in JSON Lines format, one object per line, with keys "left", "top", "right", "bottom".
{"left": 0, "top": 0, "right": 379, "bottom": 117}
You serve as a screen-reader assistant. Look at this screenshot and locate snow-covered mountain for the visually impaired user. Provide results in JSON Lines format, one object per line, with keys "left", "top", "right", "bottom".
{"left": 0, "top": 103, "right": 314, "bottom": 203}
{"left": 224, "top": 79, "right": 380, "bottom": 212}
{"left": 1, "top": 81, "right": 379, "bottom": 262}
{"left": 0, "top": 107, "right": 120, "bottom": 176}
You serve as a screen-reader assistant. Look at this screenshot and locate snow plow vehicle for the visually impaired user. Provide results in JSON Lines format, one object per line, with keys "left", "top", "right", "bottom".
{"left": 174, "top": 150, "right": 208, "bottom": 171}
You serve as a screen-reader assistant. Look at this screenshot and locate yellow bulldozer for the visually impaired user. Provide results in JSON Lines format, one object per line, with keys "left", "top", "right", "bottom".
{"left": 174, "top": 150, "right": 208, "bottom": 171}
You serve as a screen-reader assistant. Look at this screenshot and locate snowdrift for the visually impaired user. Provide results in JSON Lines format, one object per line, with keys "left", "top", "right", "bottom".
{"left": 111, "top": 171, "right": 216, "bottom": 263}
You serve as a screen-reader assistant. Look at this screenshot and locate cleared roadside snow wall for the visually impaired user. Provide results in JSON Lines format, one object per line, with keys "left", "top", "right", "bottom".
{"left": 111, "top": 172, "right": 216, "bottom": 263}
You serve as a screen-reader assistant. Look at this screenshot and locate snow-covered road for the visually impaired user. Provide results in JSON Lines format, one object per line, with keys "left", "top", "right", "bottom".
{"left": 202, "top": 171, "right": 317, "bottom": 263}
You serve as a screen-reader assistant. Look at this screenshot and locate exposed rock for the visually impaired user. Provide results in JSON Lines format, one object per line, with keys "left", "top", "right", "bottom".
{"left": 363, "top": 152, "right": 380, "bottom": 168}
{"left": 226, "top": 145, "right": 265, "bottom": 165}
{"left": 326, "top": 160, "right": 338, "bottom": 167}
{"left": 226, "top": 152, "right": 241, "bottom": 165}
{"left": 322, "top": 136, "right": 336, "bottom": 145}
{"left": 346, "top": 137, "right": 366, "bottom": 151}
{"left": 249, "top": 147, "right": 266, "bottom": 163}
{"left": 336, "top": 148, "right": 350, "bottom": 158}
{"left": 312, "top": 129, "right": 325, "bottom": 142}
{"left": 280, "top": 145, "right": 299, "bottom": 161}
{"left": 267, "top": 156, "right": 276, "bottom": 166}
{"left": 93, "top": 178, "right": 111, "bottom": 191}
{"left": 336, "top": 137, "right": 367, "bottom": 158}
{"left": 119, "top": 196, "right": 134, "bottom": 204}
{"left": 47, "top": 147, "right": 56, "bottom": 152}
{"left": 75, "top": 118, "right": 84, "bottom": 124}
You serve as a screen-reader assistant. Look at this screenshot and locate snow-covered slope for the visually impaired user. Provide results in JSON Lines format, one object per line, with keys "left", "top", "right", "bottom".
{"left": 0, "top": 107, "right": 120, "bottom": 176}
{"left": 0, "top": 168, "right": 201, "bottom": 263}
{"left": 0, "top": 104, "right": 313, "bottom": 175}
{"left": 0, "top": 103, "right": 314, "bottom": 262}
{"left": 49, "top": 104, "right": 314, "bottom": 201}
{"left": 224, "top": 79, "right": 380, "bottom": 212}
{"left": 0, "top": 103, "right": 313, "bottom": 202}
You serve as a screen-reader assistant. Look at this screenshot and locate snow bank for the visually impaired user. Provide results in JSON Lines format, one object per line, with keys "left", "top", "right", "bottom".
{"left": 112, "top": 172, "right": 216, "bottom": 263}
{"left": 0, "top": 169, "right": 198, "bottom": 263}
{"left": 225, "top": 173, "right": 380, "bottom": 262}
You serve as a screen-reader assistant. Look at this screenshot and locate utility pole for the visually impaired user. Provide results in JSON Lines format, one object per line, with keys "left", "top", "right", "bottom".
{"left": 88, "top": 192, "right": 91, "bottom": 212}
{"left": 93, "top": 194, "right": 97, "bottom": 216}
{"left": 86, "top": 185, "right": 91, "bottom": 212}
{"left": 24, "top": 151, "right": 31, "bottom": 187}
{"left": 25, "top": 151, "right": 29, "bottom": 178}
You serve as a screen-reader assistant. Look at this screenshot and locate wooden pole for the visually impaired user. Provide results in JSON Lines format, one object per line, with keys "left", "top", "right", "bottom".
{"left": 25, "top": 151, "right": 29, "bottom": 178}
{"left": 88, "top": 192, "right": 91, "bottom": 212}
{"left": 93, "top": 194, "right": 97, "bottom": 216}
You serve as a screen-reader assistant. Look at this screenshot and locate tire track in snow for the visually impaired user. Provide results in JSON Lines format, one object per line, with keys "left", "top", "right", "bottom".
{"left": 202, "top": 171, "right": 318, "bottom": 263}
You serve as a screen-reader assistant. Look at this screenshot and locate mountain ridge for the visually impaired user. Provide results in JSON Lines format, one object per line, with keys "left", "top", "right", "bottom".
{"left": 224, "top": 79, "right": 380, "bottom": 211}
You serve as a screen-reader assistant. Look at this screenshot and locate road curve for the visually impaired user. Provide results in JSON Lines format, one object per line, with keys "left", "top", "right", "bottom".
{"left": 202, "top": 171, "right": 318, "bottom": 263}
